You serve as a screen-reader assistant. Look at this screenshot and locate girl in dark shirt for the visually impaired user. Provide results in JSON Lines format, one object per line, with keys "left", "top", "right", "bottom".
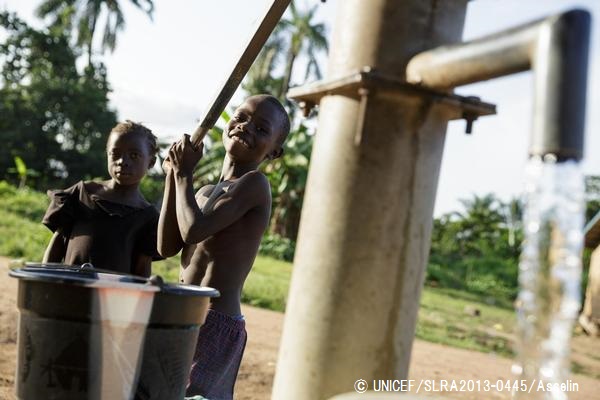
{"left": 42, "top": 121, "right": 160, "bottom": 277}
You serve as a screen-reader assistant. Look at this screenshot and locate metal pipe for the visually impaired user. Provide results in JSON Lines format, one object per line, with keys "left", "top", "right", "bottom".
{"left": 272, "top": 1, "right": 469, "bottom": 398}
{"left": 407, "top": 9, "right": 591, "bottom": 161}
{"left": 274, "top": 5, "right": 590, "bottom": 400}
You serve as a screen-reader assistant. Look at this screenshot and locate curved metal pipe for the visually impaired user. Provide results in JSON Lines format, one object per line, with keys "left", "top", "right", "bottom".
{"left": 407, "top": 9, "right": 591, "bottom": 161}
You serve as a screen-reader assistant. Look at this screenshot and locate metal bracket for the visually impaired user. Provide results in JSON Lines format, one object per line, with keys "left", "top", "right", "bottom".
{"left": 287, "top": 66, "right": 496, "bottom": 134}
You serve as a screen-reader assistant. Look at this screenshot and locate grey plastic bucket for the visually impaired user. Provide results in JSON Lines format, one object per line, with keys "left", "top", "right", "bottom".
{"left": 9, "top": 264, "right": 219, "bottom": 400}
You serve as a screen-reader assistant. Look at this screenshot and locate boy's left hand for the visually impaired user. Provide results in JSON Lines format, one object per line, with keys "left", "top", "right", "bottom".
{"left": 162, "top": 145, "right": 174, "bottom": 173}
{"left": 169, "top": 134, "right": 204, "bottom": 176}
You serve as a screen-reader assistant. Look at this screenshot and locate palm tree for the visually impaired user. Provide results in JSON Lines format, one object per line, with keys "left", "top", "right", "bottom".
{"left": 452, "top": 194, "right": 506, "bottom": 256}
{"left": 244, "top": 0, "right": 328, "bottom": 101}
{"left": 243, "top": 23, "right": 287, "bottom": 97}
{"left": 277, "top": 1, "right": 327, "bottom": 98}
{"left": 36, "top": 0, "right": 154, "bottom": 66}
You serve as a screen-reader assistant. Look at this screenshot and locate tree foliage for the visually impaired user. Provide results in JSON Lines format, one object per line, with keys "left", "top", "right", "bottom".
{"left": 35, "top": 0, "right": 154, "bottom": 66}
{"left": 0, "top": 11, "right": 117, "bottom": 189}
{"left": 263, "top": 121, "right": 312, "bottom": 240}
{"left": 428, "top": 194, "right": 523, "bottom": 303}
{"left": 243, "top": 0, "right": 328, "bottom": 103}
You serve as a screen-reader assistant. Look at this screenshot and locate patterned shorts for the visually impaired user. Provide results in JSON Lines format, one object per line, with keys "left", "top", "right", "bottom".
{"left": 185, "top": 310, "right": 247, "bottom": 400}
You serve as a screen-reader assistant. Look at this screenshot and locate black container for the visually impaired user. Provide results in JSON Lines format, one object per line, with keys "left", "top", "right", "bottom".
{"left": 9, "top": 264, "right": 219, "bottom": 400}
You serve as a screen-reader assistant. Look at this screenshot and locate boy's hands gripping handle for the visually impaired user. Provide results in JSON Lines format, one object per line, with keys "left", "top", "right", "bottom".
{"left": 189, "top": 0, "right": 291, "bottom": 150}
{"left": 169, "top": 134, "right": 204, "bottom": 176}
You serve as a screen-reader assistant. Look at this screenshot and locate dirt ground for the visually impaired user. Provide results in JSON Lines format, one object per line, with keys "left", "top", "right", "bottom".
{"left": 1, "top": 257, "right": 598, "bottom": 399}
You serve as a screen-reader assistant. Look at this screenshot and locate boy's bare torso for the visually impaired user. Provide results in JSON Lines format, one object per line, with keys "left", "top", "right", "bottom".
{"left": 180, "top": 175, "right": 271, "bottom": 316}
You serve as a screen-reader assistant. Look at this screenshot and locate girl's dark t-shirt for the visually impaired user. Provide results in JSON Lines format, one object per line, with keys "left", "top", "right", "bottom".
{"left": 42, "top": 181, "right": 161, "bottom": 275}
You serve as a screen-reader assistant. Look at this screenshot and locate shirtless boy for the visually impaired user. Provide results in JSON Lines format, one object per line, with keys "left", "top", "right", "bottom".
{"left": 158, "top": 94, "right": 290, "bottom": 399}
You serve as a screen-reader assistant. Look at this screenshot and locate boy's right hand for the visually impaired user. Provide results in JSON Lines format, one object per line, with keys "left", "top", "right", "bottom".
{"left": 169, "top": 134, "right": 204, "bottom": 176}
{"left": 162, "top": 144, "right": 174, "bottom": 173}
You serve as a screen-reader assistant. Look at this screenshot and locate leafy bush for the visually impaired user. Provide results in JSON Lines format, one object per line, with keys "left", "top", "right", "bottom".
{"left": 0, "top": 209, "right": 51, "bottom": 261}
{"left": 259, "top": 233, "right": 295, "bottom": 262}
{"left": 0, "top": 181, "right": 49, "bottom": 221}
{"left": 139, "top": 174, "right": 165, "bottom": 206}
{"left": 426, "top": 194, "right": 522, "bottom": 306}
{"left": 426, "top": 255, "right": 518, "bottom": 307}
{"left": 0, "top": 181, "right": 51, "bottom": 260}
{"left": 425, "top": 262, "right": 464, "bottom": 289}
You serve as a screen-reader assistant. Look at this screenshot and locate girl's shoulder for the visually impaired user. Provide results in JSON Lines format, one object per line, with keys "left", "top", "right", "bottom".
{"left": 46, "top": 180, "right": 87, "bottom": 204}
{"left": 48, "top": 180, "right": 102, "bottom": 201}
{"left": 82, "top": 180, "right": 104, "bottom": 195}
{"left": 42, "top": 181, "right": 87, "bottom": 232}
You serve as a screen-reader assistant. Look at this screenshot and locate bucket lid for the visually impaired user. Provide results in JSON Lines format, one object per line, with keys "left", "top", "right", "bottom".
{"left": 9, "top": 263, "right": 219, "bottom": 297}
{"left": 10, "top": 264, "right": 219, "bottom": 326}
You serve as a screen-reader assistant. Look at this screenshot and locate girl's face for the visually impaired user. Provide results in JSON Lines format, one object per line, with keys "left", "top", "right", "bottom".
{"left": 106, "top": 131, "right": 154, "bottom": 186}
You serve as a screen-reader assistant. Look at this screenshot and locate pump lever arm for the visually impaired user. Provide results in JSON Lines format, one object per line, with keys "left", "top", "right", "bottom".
{"left": 190, "top": 0, "right": 292, "bottom": 148}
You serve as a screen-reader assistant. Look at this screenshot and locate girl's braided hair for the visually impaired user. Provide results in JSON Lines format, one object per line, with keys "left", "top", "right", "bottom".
{"left": 110, "top": 120, "right": 159, "bottom": 157}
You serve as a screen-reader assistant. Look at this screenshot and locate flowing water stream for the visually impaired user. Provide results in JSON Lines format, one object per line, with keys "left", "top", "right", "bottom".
{"left": 513, "top": 156, "right": 584, "bottom": 400}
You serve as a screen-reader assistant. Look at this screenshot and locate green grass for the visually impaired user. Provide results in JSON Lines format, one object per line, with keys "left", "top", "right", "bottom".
{"left": 241, "top": 255, "right": 292, "bottom": 311}
{"left": 0, "top": 181, "right": 50, "bottom": 222}
{"left": 416, "top": 287, "right": 516, "bottom": 357}
{"left": 0, "top": 209, "right": 52, "bottom": 260}
{"left": 152, "top": 256, "right": 181, "bottom": 282}
{"left": 0, "top": 182, "right": 52, "bottom": 261}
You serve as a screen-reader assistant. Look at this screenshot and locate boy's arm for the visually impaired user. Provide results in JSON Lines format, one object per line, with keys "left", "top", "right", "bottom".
{"left": 43, "top": 231, "right": 66, "bottom": 263}
{"left": 170, "top": 135, "right": 270, "bottom": 244}
{"left": 173, "top": 171, "right": 269, "bottom": 244}
{"left": 157, "top": 161, "right": 185, "bottom": 257}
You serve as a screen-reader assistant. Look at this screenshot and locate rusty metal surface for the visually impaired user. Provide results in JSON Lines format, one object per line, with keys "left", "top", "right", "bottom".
{"left": 190, "top": 0, "right": 292, "bottom": 147}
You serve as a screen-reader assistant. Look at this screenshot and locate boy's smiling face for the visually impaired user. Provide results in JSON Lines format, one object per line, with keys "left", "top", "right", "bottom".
{"left": 223, "top": 97, "right": 285, "bottom": 164}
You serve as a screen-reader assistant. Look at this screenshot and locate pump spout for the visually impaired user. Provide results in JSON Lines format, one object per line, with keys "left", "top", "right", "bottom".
{"left": 407, "top": 9, "right": 591, "bottom": 161}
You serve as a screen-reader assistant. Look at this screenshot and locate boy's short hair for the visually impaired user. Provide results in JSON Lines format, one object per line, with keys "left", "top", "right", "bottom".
{"left": 247, "top": 94, "right": 291, "bottom": 145}
{"left": 110, "top": 120, "right": 159, "bottom": 157}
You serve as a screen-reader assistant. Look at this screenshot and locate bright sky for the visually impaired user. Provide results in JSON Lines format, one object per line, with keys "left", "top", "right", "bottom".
{"left": 1, "top": 0, "right": 599, "bottom": 217}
